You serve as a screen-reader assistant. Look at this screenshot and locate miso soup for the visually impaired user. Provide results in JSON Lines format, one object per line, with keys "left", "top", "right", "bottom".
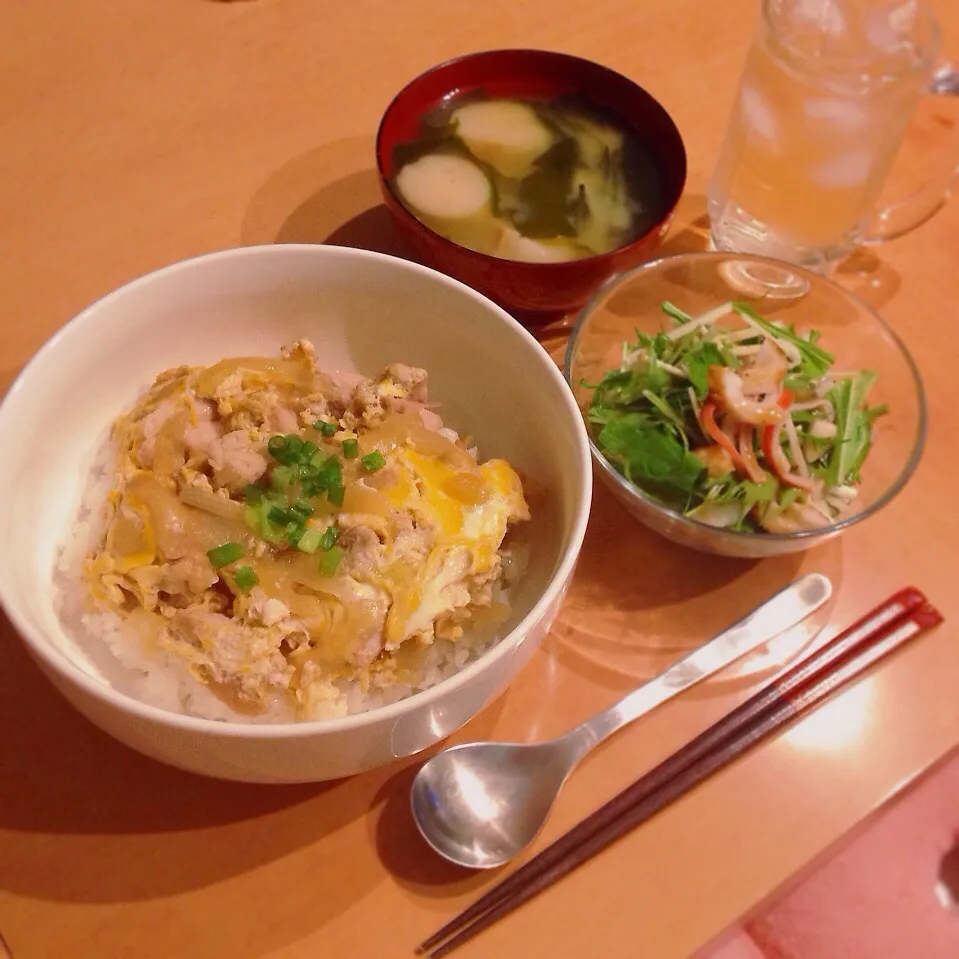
{"left": 390, "top": 92, "right": 668, "bottom": 263}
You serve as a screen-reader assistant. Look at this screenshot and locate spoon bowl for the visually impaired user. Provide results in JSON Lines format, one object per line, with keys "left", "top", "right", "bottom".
{"left": 411, "top": 740, "right": 577, "bottom": 869}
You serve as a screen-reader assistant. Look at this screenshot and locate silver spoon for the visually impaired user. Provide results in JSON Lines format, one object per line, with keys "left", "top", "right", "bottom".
{"left": 411, "top": 573, "right": 832, "bottom": 869}
{"left": 930, "top": 64, "right": 959, "bottom": 97}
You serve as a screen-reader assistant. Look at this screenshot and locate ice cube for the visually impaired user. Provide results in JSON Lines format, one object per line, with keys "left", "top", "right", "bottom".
{"left": 740, "top": 86, "right": 779, "bottom": 142}
{"left": 788, "top": 0, "right": 848, "bottom": 37}
{"left": 810, "top": 150, "right": 874, "bottom": 187}
{"left": 868, "top": 0, "right": 918, "bottom": 50}
{"left": 804, "top": 97, "right": 872, "bottom": 127}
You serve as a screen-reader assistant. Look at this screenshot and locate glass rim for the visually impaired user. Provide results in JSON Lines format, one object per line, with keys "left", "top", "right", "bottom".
{"left": 562, "top": 249, "right": 928, "bottom": 547}
{"left": 761, "top": 0, "right": 942, "bottom": 79}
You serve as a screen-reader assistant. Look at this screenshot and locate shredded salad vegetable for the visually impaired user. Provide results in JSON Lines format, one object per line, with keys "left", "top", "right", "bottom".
{"left": 585, "top": 300, "right": 888, "bottom": 534}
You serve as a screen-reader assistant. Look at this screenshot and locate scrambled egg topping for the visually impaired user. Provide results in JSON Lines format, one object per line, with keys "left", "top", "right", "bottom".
{"left": 84, "top": 340, "right": 529, "bottom": 719}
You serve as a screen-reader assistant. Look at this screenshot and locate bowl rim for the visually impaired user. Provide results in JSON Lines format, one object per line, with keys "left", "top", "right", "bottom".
{"left": 563, "top": 249, "right": 927, "bottom": 545}
{"left": 0, "top": 243, "right": 593, "bottom": 738}
{"left": 374, "top": 46, "right": 687, "bottom": 271}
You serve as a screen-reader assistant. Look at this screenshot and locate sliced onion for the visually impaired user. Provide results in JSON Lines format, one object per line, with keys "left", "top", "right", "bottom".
{"left": 178, "top": 485, "right": 246, "bottom": 522}
{"left": 688, "top": 501, "right": 745, "bottom": 528}
{"left": 783, "top": 417, "right": 811, "bottom": 479}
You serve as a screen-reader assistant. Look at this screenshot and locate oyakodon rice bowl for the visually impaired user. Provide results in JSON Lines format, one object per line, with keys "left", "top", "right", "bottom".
{"left": 55, "top": 340, "right": 531, "bottom": 724}
{"left": 0, "top": 244, "right": 590, "bottom": 782}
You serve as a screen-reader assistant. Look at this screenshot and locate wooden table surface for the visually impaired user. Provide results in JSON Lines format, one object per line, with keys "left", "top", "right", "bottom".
{"left": 1, "top": 1, "right": 957, "bottom": 957}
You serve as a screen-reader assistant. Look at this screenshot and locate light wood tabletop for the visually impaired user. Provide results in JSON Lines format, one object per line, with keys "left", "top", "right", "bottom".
{"left": 1, "top": 1, "right": 957, "bottom": 957}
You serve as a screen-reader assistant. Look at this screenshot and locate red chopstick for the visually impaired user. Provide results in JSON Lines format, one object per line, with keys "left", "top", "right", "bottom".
{"left": 418, "top": 588, "right": 942, "bottom": 958}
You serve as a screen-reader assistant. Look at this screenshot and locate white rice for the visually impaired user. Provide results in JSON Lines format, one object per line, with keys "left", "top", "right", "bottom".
{"left": 52, "top": 436, "right": 519, "bottom": 724}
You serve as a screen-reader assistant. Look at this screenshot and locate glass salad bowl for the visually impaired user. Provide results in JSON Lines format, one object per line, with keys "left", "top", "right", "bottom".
{"left": 564, "top": 251, "right": 926, "bottom": 558}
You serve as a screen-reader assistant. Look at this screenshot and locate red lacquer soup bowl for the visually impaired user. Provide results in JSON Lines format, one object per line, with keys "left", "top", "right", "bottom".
{"left": 375, "top": 48, "right": 688, "bottom": 318}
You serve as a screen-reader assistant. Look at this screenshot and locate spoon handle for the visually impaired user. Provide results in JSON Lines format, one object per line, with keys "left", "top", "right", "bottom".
{"left": 565, "top": 573, "right": 832, "bottom": 757}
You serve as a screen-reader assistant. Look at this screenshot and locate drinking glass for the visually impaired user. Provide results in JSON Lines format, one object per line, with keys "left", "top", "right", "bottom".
{"left": 708, "top": 0, "right": 953, "bottom": 275}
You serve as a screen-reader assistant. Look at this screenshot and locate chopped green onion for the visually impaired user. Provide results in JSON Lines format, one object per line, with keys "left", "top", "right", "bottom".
{"left": 319, "top": 454, "right": 342, "bottom": 477}
{"left": 296, "top": 528, "right": 323, "bottom": 553}
{"left": 267, "top": 435, "right": 289, "bottom": 461}
{"left": 319, "top": 525, "right": 340, "bottom": 551}
{"left": 244, "top": 501, "right": 288, "bottom": 544}
{"left": 207, "top": 542, "right": 244, "bottom": 568}
{"left": 268, "top": 433, "right": 314, "bottom": 465}
{"left": 286, "top": 524, "right": 306, "bottom": 547}
{"left": 292, "top": 498, "right": 314, "bottom": 518}
{"left": 234, "top": 566, "right": 258, "bottom": 593}
{"left": 243, "top": 503, "right": 260, "bottom": 534}
{"left": 267, "top": 434, "right": 303, "bottom": 465}
{"left": 318, "top": 546, "right": 343, "bottom": 577}
{"left": 361, "top": 451, "right": 386, "bottom": 472}
{"left": 244, "top": 483, "right": 264, "bottom": 505}
{"left": 327, "top": 481, "right": 345, "bottom": 507}
{"left": 314, "top": 419, "right": 338, "bottom": 437}
{"left": 342, "top": 438, "right": 359, "bottom": 459}
{"left": 268, "top": 505, "right": 294, "bottom": 526}
{"left": 271, "top": 465, "right": 294, "bottom": 490}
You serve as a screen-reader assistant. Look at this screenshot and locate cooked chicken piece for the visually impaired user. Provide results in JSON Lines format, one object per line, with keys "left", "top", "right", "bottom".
{"left": 126, "top": 558, "right": 221, "bottom": 611}
{"left": 159, "top": 558, "right": 220, "bottom": 596}
{"left": 281, "top": 339, "right": 318, "bottom": 370}
{"left": 204, "top": 360, "right": 312, "bottom": 432}
{"left": 336, "top": 511, "right": 391, "bottom": 542}
{"left": 208, "top": 430, "right": 268, "bottom": 492}
{"left": 361, "top": 461, "right": 401, "bottom": 490}
{"left": 265, "top": 406, "right": 299, "bottom": 433}
{"left": 299, "top": 403, "right": 330, "bottom": 429}
{"left": 350, "top": 379, "right": 386, "bottom": 426}
{"left": 221, "top": 389, "right": 288, "bottom": 431}
{"left": 183, "top": 419, "right": 222, "bottom": 465}
{"left": 351, "top": 632, "right": 385, "bottom": 669}
{"left": 169, "top": 607, "right": 294, "bottom": 705}
{"left": 135, "top": 400, "right": 178, "bottom": 468}
{"left": 390, "top": 525, "right": 432, "bottom": 567}
{"left": 383, "top": 396, "right": 445, "bottom": 432}
{"left": 338, "top": 525, "right": 383, "bottom": 580}
{"left": 312, "top": 371, "right": 365, "bottom": 418}
{"left": 245, "top": 590, "right": 293, "bottom": 628}
{"left": 420, "top": 408, "right": 444, "bottom": 432}
{"left": 346, "top": 364, "right": 430, "bottom": 427}
{"left": 382, "top": 363, "right": 428, "bottom": 403}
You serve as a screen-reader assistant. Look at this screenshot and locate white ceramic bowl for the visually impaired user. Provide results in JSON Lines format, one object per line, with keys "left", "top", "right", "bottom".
{"left": 0, "top": 245, "right": 591, "bottom": 783}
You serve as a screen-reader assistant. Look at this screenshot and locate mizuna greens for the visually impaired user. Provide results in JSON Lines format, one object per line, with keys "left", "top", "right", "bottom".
{"left": 586, "top": 301, "right": 887, "bottom": 534}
